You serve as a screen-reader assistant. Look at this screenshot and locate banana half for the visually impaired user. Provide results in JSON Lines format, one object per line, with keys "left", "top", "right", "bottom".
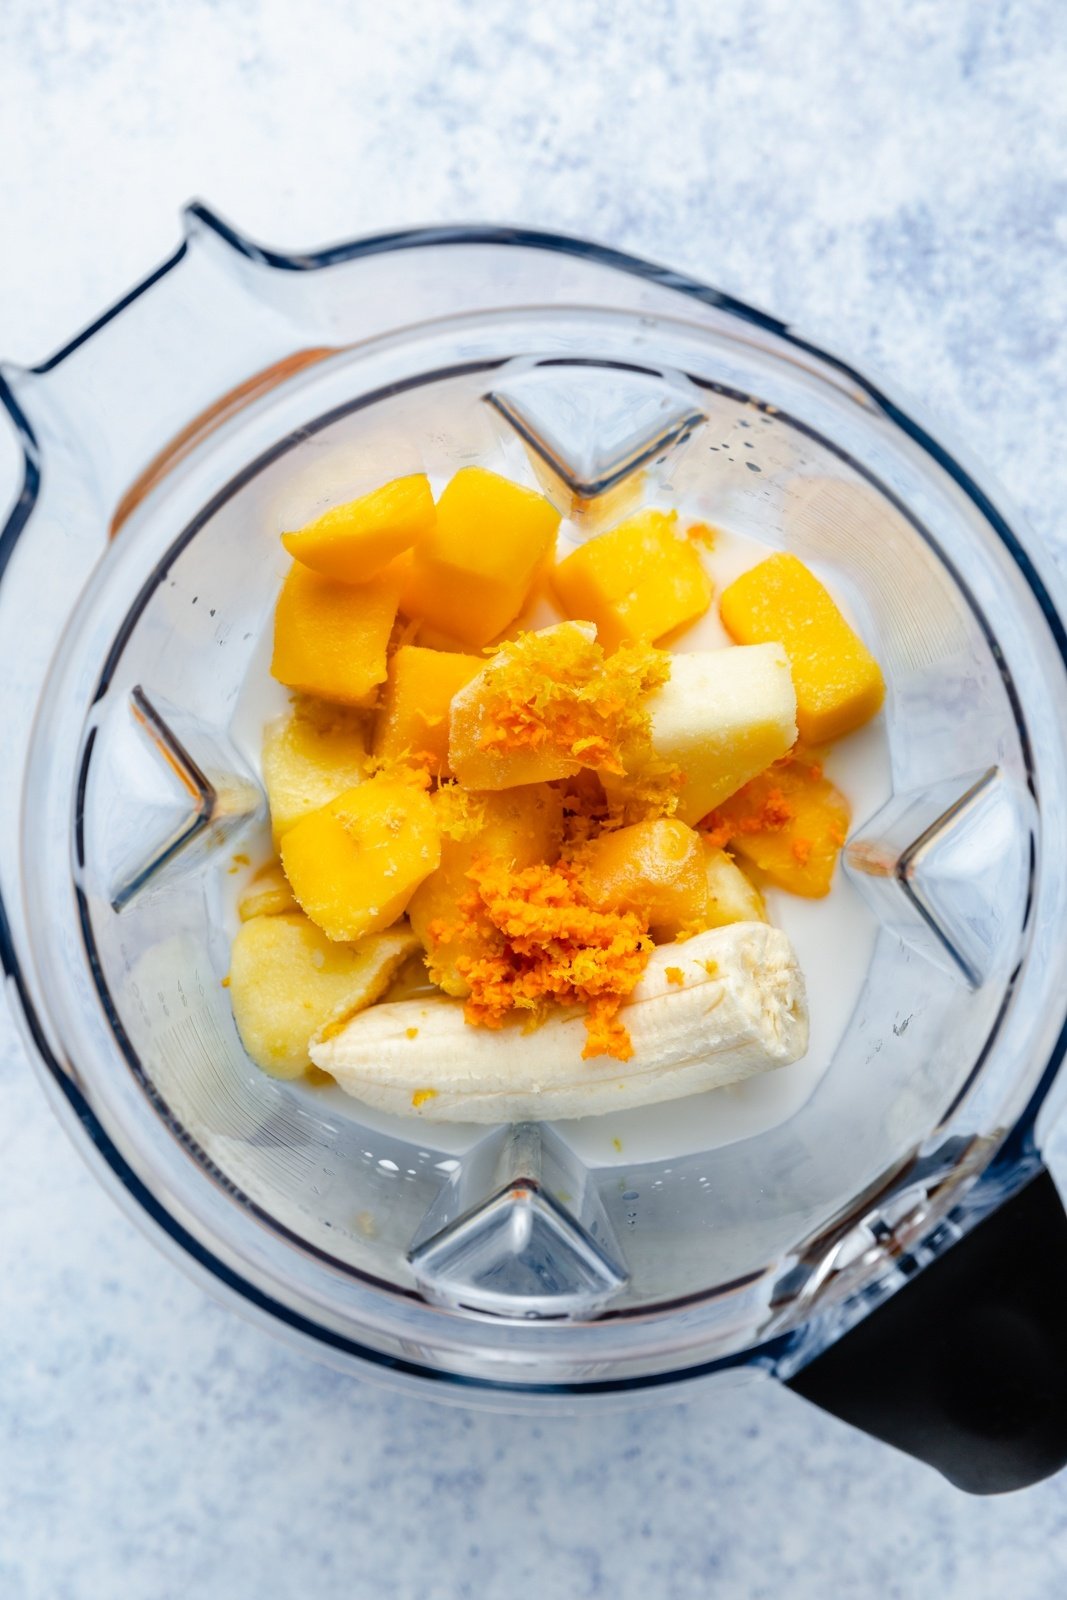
{"left": 310, "top": 922, "right": 809, "bottom": 1123}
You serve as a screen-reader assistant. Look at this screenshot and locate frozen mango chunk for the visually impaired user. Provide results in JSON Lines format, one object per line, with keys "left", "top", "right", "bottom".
{"left": 237, "top": 860, "right": 299, "bottom": 920}
{"left": 448, "top": 623, "right": 592, "bottom": 790}
{"left": 281, "top": 474, "right": 435, "bottom": 584}
{"left": 271, "top": 563, "right": 400, "bottom": 705}
{"left": 262, "top": 698, "right": 367, "bottom": 848}
{"left": 229, "top": 912, "right": 418, "bottom": 1078}
{"left": 373, "top": 645, "right": 483, "bottom": 778}
{"left": 702, "top": 843, "right": 766, "bottom": 927}
{"left": 720, "top": 553, "right": 884, "bottom": 744}
{"left": 399, "top": 467, "right": 560, "bottom": 647}
{"left": 580, "top": 819, "right": 708, "bottom": 942}
{"left": 408, "top": 784, "right": 564, "bottom": 995}
{"left": 551, "top": 510, "right": 712, "bottom": 650}
{"left": 704, "top": 745, "right": 851, "bottom": 898}
{"left": 449, "top": 622, "right": 669, "bottom": 792}
{"left": 642, "top": 645, "right": 797, "bottom": 825}
{"left": 280, "top": 777, "right": 440, "bottom": 942}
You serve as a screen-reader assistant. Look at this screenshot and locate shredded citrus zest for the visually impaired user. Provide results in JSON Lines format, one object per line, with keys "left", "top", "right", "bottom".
{"left": 362, "top": 747, "right": 435, "bottom": 790}
{"left": 556, "top": 770, "right": 613, "bottom": 849}
{"left": 472, "top": 627, "right": 669, "bottom": 779}
{"left": 700, "top": 741, "right": 851, "bottom": 894}
{"left": 556, "top": 759, "right": 682, "bottom": 844}
{"left": 450, "top": 858, "right": 654, "bottom": 1060}
{"left": 431, "top": 782, "right": 489, "bottom": 842}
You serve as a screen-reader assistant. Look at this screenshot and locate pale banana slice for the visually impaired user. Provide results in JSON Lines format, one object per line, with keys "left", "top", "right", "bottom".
{"left": 311, "top": 922, "right": 808, "bottom": 1122}
{"left": 646, "top": 644, "right": 797, "bottom": 824}
{"left": 230, "top": 913, "right": 419, "bottom": 1079}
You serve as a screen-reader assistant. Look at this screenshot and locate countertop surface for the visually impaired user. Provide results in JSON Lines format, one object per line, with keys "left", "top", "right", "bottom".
{"left": 3, "top": 2, "right": 1067, "bottom": 1596}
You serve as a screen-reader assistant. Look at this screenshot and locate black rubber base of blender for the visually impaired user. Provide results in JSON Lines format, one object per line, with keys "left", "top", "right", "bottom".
{"left": 787, "top": 1168, "right": 1067, "bottom": 1494}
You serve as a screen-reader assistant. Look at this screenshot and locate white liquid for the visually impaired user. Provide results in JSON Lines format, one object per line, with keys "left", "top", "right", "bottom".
{"left": 226, "top": 517, "right": 891, "bottom": 1168}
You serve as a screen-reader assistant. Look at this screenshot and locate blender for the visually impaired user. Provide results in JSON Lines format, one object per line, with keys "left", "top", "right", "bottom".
{"left": 2, "top": 207, "right": 1066, "bottom": 1494}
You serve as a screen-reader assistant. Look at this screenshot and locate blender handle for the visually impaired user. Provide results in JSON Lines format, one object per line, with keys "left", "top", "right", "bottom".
{"left": 786, "top": 1165, "right": 1067, "bottom": 1494}
{"left": 1, "top": 204, "right": 321, "bottom": 536}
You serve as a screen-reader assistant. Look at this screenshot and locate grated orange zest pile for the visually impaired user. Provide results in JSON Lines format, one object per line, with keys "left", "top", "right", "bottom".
{"left": 473, "top": 627, "right": 670, "bottom": 778}
{"left": 701, "top": 743, "right": 829, "bottom": 845}
{"left": 446, "top": 858, "right": 654, "bottom": 1060}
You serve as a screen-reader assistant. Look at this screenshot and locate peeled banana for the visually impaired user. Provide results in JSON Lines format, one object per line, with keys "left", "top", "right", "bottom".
{"left": 310, "top": 922, "right": 808, "bottom": 1122}
{"left": 645, "top": 643, "right": 797, "bottom": 824}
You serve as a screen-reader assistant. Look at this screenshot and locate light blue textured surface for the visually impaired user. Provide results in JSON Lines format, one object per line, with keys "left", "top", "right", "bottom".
{"left": 3, "top": 3, "right": 1067, "bottom": 1596}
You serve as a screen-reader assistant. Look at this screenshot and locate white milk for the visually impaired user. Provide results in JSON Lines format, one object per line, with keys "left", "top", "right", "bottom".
{"left": 226, "top": 516, "right": 891, "bottom": 1168}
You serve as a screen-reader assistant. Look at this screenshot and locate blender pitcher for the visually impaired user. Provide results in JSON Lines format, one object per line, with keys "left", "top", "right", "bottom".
{"left": 3, "top": 207, "right": 1067, "bottom": 1495}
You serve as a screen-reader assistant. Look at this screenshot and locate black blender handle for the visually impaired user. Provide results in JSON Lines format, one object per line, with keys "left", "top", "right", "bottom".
{"left": 786, "top": 1167, "right": 1067, "bottom": 1494}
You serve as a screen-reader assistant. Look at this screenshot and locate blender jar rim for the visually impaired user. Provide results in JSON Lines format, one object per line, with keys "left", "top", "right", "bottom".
{"left": 2, "top": 206, "right": 1067, "bottom": 1402}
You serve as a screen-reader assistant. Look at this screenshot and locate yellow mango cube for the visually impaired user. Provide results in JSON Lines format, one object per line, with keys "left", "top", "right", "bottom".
{"left": 229, "top": 912, "right": 418, "bottom": 1078}
{"left": 580, "top": 819, "right": 709, "bottom": 941}
{"left": 271, "top": 562, "right": 400, "bottom": 705}
{"left": 262, "top": 698, "right": 367, "bottom": 847}
{"left": 281, "top": 473, "right": 435, "bottom": 584}
{"left": 373, "top": 645, "right": 484, "bottom": 777}
{"left": 708, "top": 746, "right": 851, "bottom": 898}
{"left": 408, "top": 785, "right": 563, "bottom": 995}
{"left": 280, "top": 778, "right": 440, "bottom": 941}
{"left": 399, "top": 467, "right": 560, "bottom": 647}
{"left": 551, "top": 509, "right": 712, "bottom": 650}
{"left": 720, "top": 553, "right": 885, "bottom": 744}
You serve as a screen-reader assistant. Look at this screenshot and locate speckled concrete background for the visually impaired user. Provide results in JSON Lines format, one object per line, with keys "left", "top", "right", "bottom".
{"left": 2, "top": 3, "right": 1067, "bottom": 1597}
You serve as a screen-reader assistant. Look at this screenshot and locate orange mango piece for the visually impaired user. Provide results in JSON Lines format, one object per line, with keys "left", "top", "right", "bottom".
{"left": 271, "top": 563, "right": 400, "bottom": 705}
{"left": 281, "top": 474, "right": 435, "bottom": 584}
{"left": 373, "top": 645, "right": 484, "bottom": 777}
{"left": 706, "top": 746, "right": 851, "bottom": 898}
{"left": 719, "top": 553, "right": 885, "bottom": 744}
{"left": 408, "top": 785, "right": 564, "bottom": 995}
{"left": 580, "top": 818, "right": 709, "bottom": 941}
{"left": 551, "top": 510, "right": 712, "bottom": 650}
{"left": 399, "top": 467, "right": 560, "bottom": 647}
{"left": 280, "top": 777, "right": 440, "bottom": 941}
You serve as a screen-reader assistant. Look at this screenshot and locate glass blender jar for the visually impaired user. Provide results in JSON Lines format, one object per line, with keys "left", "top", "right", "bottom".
{"left": 3, "top": 208, "right": 1066, "bottom": 1494}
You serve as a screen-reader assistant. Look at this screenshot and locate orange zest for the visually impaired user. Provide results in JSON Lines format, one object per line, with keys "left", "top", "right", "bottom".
{"left": 446, "top": 858, "right": 654, "bottom": 1060}
{"left": 701, "top": 742, "right": 851, "bottom": 899}
{"left": 472, "top": 627, "right": 669, "bottom": 778}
